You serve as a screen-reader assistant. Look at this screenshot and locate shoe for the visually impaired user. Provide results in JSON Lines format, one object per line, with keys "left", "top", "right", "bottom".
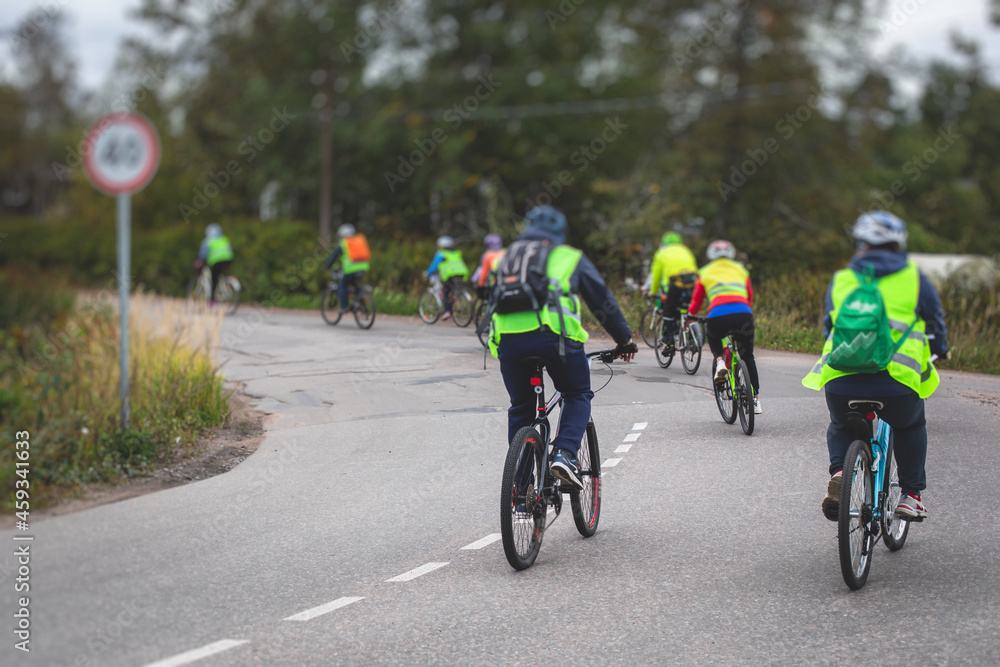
{"left": 714, "top": 358, "right": 727, "bottom": 383}
{"left": 895, "top": 493, "right": 928, "bottom": 521}
{"left": 441, "top": 311, "right": 452, "bottom": 321}
{"left": 753, "top": 396, "right": 762, "bottom": 414}
{"left": 550, "top": 449, "right": 584, "bottom": 491}
{"left": 822, "top": 470, "right": 842, "bottom": 521}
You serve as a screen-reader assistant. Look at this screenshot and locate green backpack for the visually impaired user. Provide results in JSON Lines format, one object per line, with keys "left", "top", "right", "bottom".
{"left": 828, "top": 265, "right": 915, "bottom": 373}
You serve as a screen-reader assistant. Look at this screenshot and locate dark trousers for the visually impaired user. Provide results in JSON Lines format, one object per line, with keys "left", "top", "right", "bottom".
{"left": 338, "top": 271, "right": 363, "bottom": 311}
{"left": 209, "top": 260, "right": 231, "bottom": 301}
{"left": 498, "top": 331, "right": 593, "bottom": 456}
{"left": 825, "top": 390, "right": 927, "bottom": 494}
{"left": 706, "top": 312, "right": 760, "bottom": 394}
{"left": 442, "top": 276, "right": 463, "bottom": 313}
{"left": 660, "top": 279, "right": 694, "bottom": 339}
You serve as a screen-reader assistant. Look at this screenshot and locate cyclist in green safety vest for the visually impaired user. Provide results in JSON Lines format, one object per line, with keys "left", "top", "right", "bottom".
{"left": 425, "top": 235, "right": 469, "bottom": 321}
{"left": 648, "top": 231, "right": 699, "bottom": 355}
{"left": 197, "top": 223, "right": 234, "bottom": 305}
{"left": 323, "top": 224, "right": 371, "bottom": 313}
{"left": 803, "top": 211, "right": 949, "bottom": 522}
{"left": 491, "top": 206, "right": 636, "bottom": 491}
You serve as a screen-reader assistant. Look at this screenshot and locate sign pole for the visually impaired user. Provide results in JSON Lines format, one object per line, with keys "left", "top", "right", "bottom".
{"left": 117, "top": 193, "right": 131, "bottom": 430}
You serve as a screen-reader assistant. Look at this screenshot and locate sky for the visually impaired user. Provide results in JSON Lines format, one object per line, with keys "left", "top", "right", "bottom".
{"left": 1, "top": 0, "right": 998, "bottom": 94}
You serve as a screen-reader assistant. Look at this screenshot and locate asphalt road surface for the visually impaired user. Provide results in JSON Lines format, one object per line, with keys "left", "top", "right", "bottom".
{"left": 3, "top": 308, "right": 999, "bottom": 666}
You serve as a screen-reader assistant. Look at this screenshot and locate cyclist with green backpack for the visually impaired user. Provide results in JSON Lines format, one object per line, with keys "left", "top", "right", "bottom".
{"left": 802, "top": 211, "right": 949, "bottom": 521}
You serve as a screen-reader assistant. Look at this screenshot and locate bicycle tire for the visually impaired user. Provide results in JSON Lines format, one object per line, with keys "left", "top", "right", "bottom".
{"left": 223, "top": 276, "right": 240, "bottom": 315}
{"left": 501, "top": 427, "right": 545, "bottom": 570}
{"left": 654, "top": 315, "right": 674, "bottom": 368}
{"left": 839, "top": 440, "right": 874, "bottom": 590}
{"left": 882, "top": 432, "right": 910, "bottom": 551}
{"left": 418, "top": 290, "right": 441, "bottom": 324}
{"left": 320, "top": 287, "right": 343, "bottom": 325}
{"left": 681, "top": 321, "right": 703, "bottom": 375}
{"left": 735, "top": 359, "right": 755, "bottom": 435}
{"left": 353, "top": 290, "right": 376, "bottom": 329}
{"left": 453, "top": 290, "right": 474, "bottom": 327}
{"left": 570, "top": 420, "right": 601, "bottom": 537}
{"left": 713, "top": 367, "right": 737, "bottom": 424}
{"left": 473, "top": 299, "right": 485, "bottom": 330}
{"left": 639, "top": 307, "right": 657, "bottom": 348}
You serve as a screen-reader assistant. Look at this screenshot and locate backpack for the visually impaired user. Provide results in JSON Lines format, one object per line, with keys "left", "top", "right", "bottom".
{"left": 345, "top": 234, "right": 371, "bottom": 262}
{"left": 828, "top": 265, "right": 915, "bottom": 373}
{"left": 492, "top": 239, "right": 555, "bottom": 315}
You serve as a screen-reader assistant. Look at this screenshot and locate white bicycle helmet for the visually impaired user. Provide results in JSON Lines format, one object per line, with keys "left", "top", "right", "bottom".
{"left": 436, "top": 235, "right": 455, "bottom": 249}
{"left": 706, "top": 239, "right": 736, "bottom": 260}
{"left": 337, "top": 223, "right": 356, "bottom": 237}
{"left": 851, "top": 211, "right": 908, "bottom": 249}
{"left": 205, "top": 223, "right": 223, "bottom": 238}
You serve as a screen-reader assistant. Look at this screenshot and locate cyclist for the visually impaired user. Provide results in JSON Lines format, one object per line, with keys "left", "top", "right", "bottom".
{"left": 490, "top": 206, "right": 636, "bottom": 490}
{"left": 425, "top": 235, "right": 469, "bottom": 321}
{"left": 472, "top": 233, "right": 506, "bottom": 300}
{"left": 322, "top": 224, "right": 371, "bottom": 313}
{"left": 803, "top": 211, "right": 948, "bottom": 522}
{"left": 196, "top": 223, "right": 234, "bottom": 306}
{"left": 688, "top": 239, "right": 762, "bottom": 414}
{"left": 648, "top": 231, "right": 699, "bottom": 356}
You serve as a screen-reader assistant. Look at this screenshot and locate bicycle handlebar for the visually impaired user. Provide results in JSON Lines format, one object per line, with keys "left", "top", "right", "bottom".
{"left": 587, "top": 342, "right": 638, "bottom": 364}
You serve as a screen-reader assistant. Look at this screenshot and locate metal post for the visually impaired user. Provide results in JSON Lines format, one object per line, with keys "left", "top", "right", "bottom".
{"left": 117, "top": 193, "right": 131, "bottom": 429}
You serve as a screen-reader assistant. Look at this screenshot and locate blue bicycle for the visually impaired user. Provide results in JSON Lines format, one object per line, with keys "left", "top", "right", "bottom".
{"left": 837, "top": 399, "right": 910, "bottom": 590}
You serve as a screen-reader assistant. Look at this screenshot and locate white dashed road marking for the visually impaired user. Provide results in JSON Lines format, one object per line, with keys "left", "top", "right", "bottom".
{"left": 386, "top": 562, "right": 450, "bottom": 582}
{"left": 145, "top": 639, "right": 249, "bottom": 667}
{"left": 284, "top": 596, "right": 364, "bottom": 622}
{"left": 623, "top": 432, "right": 641, "bottom": 442}
{"left": 603, "top": 458, "right": 623, "bottom": 468}
{"left": 632, "top": 422, "right": 648, "bottom": 430}
{"left": 614, "top": 444, "right": 632, "bottom": 453}
{"left": 461, "top": 534, "right": 501, "bottom": 550}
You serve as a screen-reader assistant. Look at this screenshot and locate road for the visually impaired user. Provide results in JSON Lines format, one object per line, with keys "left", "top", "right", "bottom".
{"left": 3, "top": 308, "right": 999, "bottom": 665}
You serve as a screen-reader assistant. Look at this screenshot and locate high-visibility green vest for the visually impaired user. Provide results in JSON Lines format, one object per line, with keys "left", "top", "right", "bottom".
{"left": 802, "top": 261, "right": 939, "bottom": 398}
{"left": 438, "top": 249, "right": 469, "bottom": 281}
{"left": 490, "top": 245, "right": 587, "bottom": 357}
{"left": 699, "top": 258, "right": 749, "bottom": 301}
{"left": 340, "top": 238, "right": 369, "bottom": 275}
{"left": 652, "top": 244, "right": 698, "bottom": 291}
{"left": 207, "top": 236, "right": 234, "bottom": 266}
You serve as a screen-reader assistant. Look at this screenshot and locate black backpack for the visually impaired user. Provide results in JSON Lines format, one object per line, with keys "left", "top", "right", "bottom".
{"left": 492, "top": 239, "right": 555, "bottom": 315}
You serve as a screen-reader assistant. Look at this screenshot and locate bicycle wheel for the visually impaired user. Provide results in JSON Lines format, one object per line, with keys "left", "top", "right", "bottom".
{"left": 187, "top": 275, "right": 208, "bottom": 303}
{"left": 639, "top": 307, "right": 657, "bottom": 348}
{"left": 500, "top": 427, "right": 544, "bottom": 570}
{"left": 735, "top": 359, "right": 754, "bottom": 436}
{"left": 882, "top": 433, "right": 910, "bottom": 552}
{"left": 418, "top": 290, "right": 442, "bottom": 324}
{"left": 654, "top": 316, "right": 674, "bottom": 368}
{"left": 353, "top": 290, "right": 376, "bottom": 329}
{"left": 839, "top": 440, "right": 874, "bottom": 590}
{"left": 570, "top": 420, "right": 601, "bottom": 537}
{"left": 320, "top": 287, "right": 343, "bottom": 325}
{"left": 452, "top": 290, "right": 474, "bottom": 327}
{"left": 222, "top": 276, "right": 240, "bottom": 315}
{"left": 681, "top": 322, "right": 703, "bottom": 375}
{"left": 713, "top": 367, "right": 737, "bottom": 424}
{"left": 473, "top": 299, "right": 486, "bottom": 330}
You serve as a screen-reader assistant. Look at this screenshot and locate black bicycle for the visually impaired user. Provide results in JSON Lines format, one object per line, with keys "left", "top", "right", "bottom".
{"left": 500, "top": 346, "right": 631, "bottom": 571}
{"left": 320, "top": 270, "right": 376, "bottom": 329}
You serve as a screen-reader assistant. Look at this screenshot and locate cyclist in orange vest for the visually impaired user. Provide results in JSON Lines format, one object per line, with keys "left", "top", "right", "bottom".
{"left": 322, "top": 224, "right": 371, "bottom": 313}
{"left": 688, "top": 239, "right": 762, "bottom": 414}
{"left": 472, "top": 233, "right": 505, "bottom": 300}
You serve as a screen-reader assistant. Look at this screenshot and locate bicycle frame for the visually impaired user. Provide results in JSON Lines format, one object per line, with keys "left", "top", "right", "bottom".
{"left": 847, "top": 409, "right": 893, "bottom": 537}
{"left": 523, "top": 363, "right": 568, "bottom": 524}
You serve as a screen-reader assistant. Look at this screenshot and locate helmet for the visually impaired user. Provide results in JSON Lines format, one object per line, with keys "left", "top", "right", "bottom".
{"left": 483, "top": 233, "right": 503, "bottom": 250}
{"left": 337, "top": 224, "right": 356, "bottom": 238}
{"left": 851, "top": 211, "right": 908, "bottom": 249}
{"left": 661, "top": 231, "right": 682, "bottom": 246}
{"left": 525, "top": 205, "right": 567, "bottom": 244}
{"left": 706, "top": 239, "right": 736, "bottom": 260}
{"left": 436, "top": 235, "right": 455, "bottom": 249}
{"left": 205, "top": 223, "right": 223, "bottom": 238}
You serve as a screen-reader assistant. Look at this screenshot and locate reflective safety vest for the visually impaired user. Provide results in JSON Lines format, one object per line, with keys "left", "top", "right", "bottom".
{"left": 207, "top": 236, "right": 234, "bottom": 266}
{"left": 698, "top": 258, "right": 749, "bottom": 308}
{"left": 490, "top": 245, "right": 587, "bottom": 356}
{"left": 438, "top": 249, "right": 469, "bottom": 281}
{"left": 652, "top": 244, "right": 698, "bottom": 292}
{"left": 340, "top": 237, "right": 370, "bottom": 275}
{"left": 802, "top": 261, "right": 940, "bottom": 398}
{"left": 478, "top": 248, "right": 506, "bottom": 287}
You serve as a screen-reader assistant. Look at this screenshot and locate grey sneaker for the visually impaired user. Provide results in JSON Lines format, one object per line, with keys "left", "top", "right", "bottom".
{"left": 714, "top": 358, "right": 727, "bottom": 383}
{"left": 753, "top": 396, "right": 762, "bottom": 414}
{"left": 822, "top": 470, "right": 842, "bottom": 521}
{"left": 550, "top": 449, "right": 584, "bottom": 491}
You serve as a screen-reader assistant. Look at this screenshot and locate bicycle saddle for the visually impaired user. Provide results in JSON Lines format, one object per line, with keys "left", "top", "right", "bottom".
{"left": 847, "top": 400, "right": 885, "bottom": 411}
{"left": 521, "top": 356, "right": 548, "bottom": 369}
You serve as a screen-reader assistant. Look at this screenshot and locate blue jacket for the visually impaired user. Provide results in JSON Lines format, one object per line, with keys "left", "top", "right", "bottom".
{"left": 824, "top": 249, "right": 949, "bottom": 397}
{"left": 516, "top": 228, "right": 633, "bottom": 346}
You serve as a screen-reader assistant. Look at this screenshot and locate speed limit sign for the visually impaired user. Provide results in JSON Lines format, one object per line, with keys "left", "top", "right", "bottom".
{"left": 83, "top": 112, "right": 160, "bottom": 195}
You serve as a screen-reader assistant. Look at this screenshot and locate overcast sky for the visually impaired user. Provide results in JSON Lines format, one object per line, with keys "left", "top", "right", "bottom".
{"left": 1, "top": 0, "right": 998, "bottom": 92}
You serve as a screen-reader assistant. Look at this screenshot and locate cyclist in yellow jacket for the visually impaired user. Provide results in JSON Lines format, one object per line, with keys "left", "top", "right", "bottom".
{"left": 803, "top": 212, "right": 948, "bottom": 521}
{"left": 425, "top": 235, "right": 469, "bottom": 321}
{"left": 322, "top": 224, "right": 371, "bottom": 313}
{"left": 648, "top": 231, "right": 698, "bottom": 356}
{"left": 196, "top": 223, "right": 234, "bottom": 306}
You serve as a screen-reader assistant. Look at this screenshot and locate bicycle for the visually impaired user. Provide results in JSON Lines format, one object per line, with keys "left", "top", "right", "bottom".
{"left": 653, "top": 307, "right": 703, "bottom": 374}
{"left": 500, "top": 346, "right": 631, "bottom": 571}
{"left": 320, "top": 270, "right": 376, "bottom": 329}
{"left": 836, "top": 400, "right": 910, "bottom": 590}
{"left": 473, "top": 296, "right": 492, "bottom": 348}
{"left": 712, "top": 332, "right": 754, "bottom": 435}
{"left": 187, "top": 265, "right": 241, "bottom": 315}
{"left": 418, "top": 275, "right": 473, "bottom": 326}
{"left": 638, "top": 300, "right": 661, "bottom": 348}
